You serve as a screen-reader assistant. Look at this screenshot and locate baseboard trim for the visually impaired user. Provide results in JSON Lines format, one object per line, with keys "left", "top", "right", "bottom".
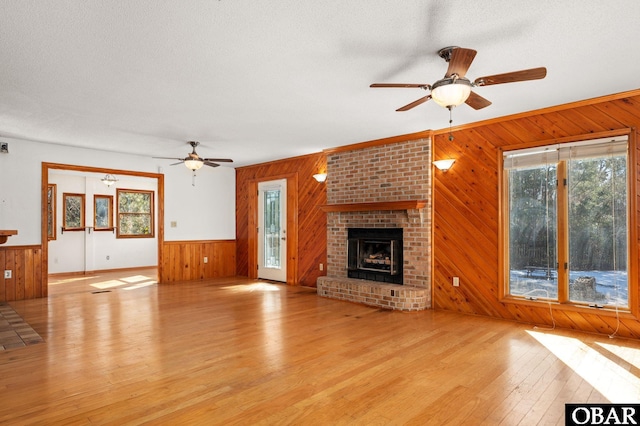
{"left": 48, "top": 265, "right": 156, "bottom": 277}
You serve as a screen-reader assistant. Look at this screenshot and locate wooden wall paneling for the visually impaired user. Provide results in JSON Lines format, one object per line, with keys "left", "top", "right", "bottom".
{"left": 192, "top": 243, "right": 202, "bottom": 281}
{"left": 286, "top": 175, "right": 299, "bottom": 285}
{"left": 161, "top": 241, "right": 237, "bottom": 283}
{"left": 433, "top": 91, "right": 640, "bottom": 339}
{"left": 217, "top": 241, "right": 236, "bottom": 277}
{"left": 34, "top": 248, "right": 43, "bottom": 298}
{"left": 24, "top": 248, "right": 34, "bottom": 299}
{"left": 235, "top": 152, "right": 326, "bottom": 286}
{"left": 594, "top": 99, "right": 640, "bottom": 125}
{"left": 5, "top": 250, "right": 16, "bottom": 301}
{"left": 0, "top": 250, "right": 5, "bottom": 301}
{"left": 14, "top": 250, "right": 24, "bottom": 300}
{"left": 0, "top": 247, "right": 44, "bottom": 301}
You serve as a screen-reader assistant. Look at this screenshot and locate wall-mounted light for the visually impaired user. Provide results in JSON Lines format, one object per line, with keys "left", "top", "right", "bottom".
{"left": 313, "top": 173, "right": 327, "bottom": 183}
{"left": 433, "top": 159, "right": 455, "bottom": 171}
{"left": 101, "top": 174, "right": 118, "bottom": 186}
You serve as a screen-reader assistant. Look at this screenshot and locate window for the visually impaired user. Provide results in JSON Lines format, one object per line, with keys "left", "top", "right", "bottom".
{"left": 503, "top": 137, "right": 629, "bottom": 309}
{"left": 47, "top": 184, "right": 56, "bottom": 240}
{"left": 94, "top": 195, "right": 113, "bottom": 231}
{"left": 117, "top": 189, "right": 154, "bottom": 238}
{"left": 63, "top": 193, "right": 85, "bottom": 231}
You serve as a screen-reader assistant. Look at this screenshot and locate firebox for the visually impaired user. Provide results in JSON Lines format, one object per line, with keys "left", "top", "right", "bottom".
{"left": 347, "top": 228, "right": 403, "bottom": 284}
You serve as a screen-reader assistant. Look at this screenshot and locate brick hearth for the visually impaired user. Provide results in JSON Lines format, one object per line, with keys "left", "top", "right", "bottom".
{"left": 317, "top": 137, "right": 432, "bottom": 310}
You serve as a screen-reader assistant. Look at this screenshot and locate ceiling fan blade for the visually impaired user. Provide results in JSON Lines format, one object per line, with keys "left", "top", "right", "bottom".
{"left": 169, "top": 161, "right": 184, "bottom": 166}
{"left": 396, "top": 95, "right": 431, "bottom": 112}
{"left": 203, "top": 162, "right": 220, "bottom": 168}
{"left": 202, "top": 158, "right": 233, "bottom": 163}
{"left": 474, "top": 67, "right": 547, "bottom": 86}
{"left": 370, "top": 83, "right": 430, "bottom": 89}
{"left": 152, "top": 156, "right": 183, "bottom": 160}
{"left": 445, "top": 48, "right": 477, "bottom": 78}
{"left": 465, "top": 91, "right": 492, "bottom": 110}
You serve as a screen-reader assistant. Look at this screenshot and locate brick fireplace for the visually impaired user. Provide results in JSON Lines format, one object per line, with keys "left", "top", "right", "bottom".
{"left": 316, "top": 137, "right": 432, "bottom": 311}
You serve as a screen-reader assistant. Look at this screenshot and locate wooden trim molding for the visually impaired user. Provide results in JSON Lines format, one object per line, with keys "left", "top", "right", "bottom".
{"left": 318, "top": 200, "right": 428, "bottom": 212}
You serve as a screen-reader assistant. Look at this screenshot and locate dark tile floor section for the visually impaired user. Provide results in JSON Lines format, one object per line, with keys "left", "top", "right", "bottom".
{"left": 0, "top": 304, "right": 44, "bottom": 350}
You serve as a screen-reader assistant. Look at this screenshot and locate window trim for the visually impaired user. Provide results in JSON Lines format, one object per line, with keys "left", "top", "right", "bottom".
{"left": 116, "top": 188, "right": 154, "bottom": 239}
{"left": 94, "top": 194, "right": 114, "bottom": 231}
{"left": 62, "top": 192, "right": 85, "bottom": 232}
{"left": 498, "top": 132, "right": 638, "bottom": 316}
{"left": 47, "top": 184, "right": 56, "bottom": 240}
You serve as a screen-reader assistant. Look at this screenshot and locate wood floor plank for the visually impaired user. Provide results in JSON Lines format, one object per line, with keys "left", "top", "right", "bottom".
{"left": 1, "top": 269, "right": 639, "bottom": 424}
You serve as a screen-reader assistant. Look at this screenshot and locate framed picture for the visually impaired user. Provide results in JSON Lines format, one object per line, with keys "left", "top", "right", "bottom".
{"left": 63, "top": 193, "right": 85, "bottom": 231}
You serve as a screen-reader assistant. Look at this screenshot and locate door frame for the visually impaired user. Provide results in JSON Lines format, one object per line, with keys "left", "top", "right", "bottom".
{"left": 41, "top": 162, "right": 165, "bottom": 295}
{"left": 247, "top": 173, "right": 298, "bottom": 284}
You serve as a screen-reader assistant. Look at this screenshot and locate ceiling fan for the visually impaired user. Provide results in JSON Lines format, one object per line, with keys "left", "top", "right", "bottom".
{"left": 154, "top": 141, "right": 233, "bottom": 171}
{"left": 370, "top": 46, "right": 547, "bottom": 112}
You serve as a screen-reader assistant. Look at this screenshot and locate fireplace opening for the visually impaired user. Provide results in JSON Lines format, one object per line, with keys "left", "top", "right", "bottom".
{"left": 347, "top": 228, "right": 403, "bottom": 284}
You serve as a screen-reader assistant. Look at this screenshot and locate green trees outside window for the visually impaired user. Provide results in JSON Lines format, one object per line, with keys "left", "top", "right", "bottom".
{"left": 117, "top": 189, "right": 154, "bottom": 238}
{"left": 504, "top": 138, "right": 629, "bottom": 308}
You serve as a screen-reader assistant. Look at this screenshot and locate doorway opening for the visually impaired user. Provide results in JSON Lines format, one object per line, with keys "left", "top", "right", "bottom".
{"left": 42, "top": 162, "right": 164, "bottom": 297}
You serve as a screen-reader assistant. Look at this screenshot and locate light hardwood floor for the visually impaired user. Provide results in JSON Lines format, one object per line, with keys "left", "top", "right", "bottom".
{"left": 1, "top": 270, "right": 640, "bottom": 425}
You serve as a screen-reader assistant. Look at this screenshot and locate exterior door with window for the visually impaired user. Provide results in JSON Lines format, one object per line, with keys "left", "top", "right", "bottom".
{"left": 258, "top": 179, "right": 287, "bottom": 282}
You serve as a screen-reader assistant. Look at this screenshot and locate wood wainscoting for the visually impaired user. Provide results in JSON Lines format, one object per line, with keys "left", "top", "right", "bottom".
{"left": 0, "top": 245, "right": 45, "bottom": 301}
{"left": 160, "top": 240, "right": 236, "bottom": 283}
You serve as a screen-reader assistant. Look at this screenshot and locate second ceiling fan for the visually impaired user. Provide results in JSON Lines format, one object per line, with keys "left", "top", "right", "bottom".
{"left": 370, "top": 46, "right": 547, "bottom": 112}
{"left": 154, "top": 141, "right": 233, "bottom": 171}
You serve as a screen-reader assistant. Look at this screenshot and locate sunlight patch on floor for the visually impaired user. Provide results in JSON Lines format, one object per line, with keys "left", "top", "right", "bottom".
{"left": 222, "top": 283, "right": 282, "bottom": 293}
{"left": 527, "top": 330, "right": 640, "bottom": 402}
{"left": 91, "top": 274, "right": 157, "bottom": 290}
{"left": 595, "top": 341, "right": 640, "bottom": 370}
{"left": 49, "top": 275, "right": 99, "bottom": 285}
{"left": 120, "top": 275, "right": 154, "bottom": 284}
{"left": 122, "top": 281, "right": 156, "bottom": 291}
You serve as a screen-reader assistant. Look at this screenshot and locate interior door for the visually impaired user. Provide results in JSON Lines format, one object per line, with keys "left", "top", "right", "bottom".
{"left": 257, "top": 179, "right": 287, "bottom": 282}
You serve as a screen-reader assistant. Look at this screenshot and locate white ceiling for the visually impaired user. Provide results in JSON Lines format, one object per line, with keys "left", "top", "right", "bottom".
{"left": 1, "top": 1, "right": 639, "bottom": 167}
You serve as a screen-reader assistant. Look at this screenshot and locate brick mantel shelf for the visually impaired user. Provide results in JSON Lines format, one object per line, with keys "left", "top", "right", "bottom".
{"left": 318, "top": 200, "right": 427, "bottom": 213}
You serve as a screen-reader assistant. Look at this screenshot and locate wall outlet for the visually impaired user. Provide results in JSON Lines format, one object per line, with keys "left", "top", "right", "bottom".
{"left": 0, "top": 142, "right": 8, "bottom": 153}
{"left": 204, "top": 257, "right": 208, "bottom": 264}
{"left": 453, "top": 276, "right": 460, "bottom": 287}
{"left": 170, "top": 221, "right": 177, "bottom": 228}
{"left": 4, "top": 270, "right": 11, "bottom": 279}
{"left": 106, "top": 255, "right": 110, "bottom": 260}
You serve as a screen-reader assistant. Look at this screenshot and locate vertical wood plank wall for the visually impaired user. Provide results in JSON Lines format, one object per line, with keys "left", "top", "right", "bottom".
{"left": 432, "top": 92, "right": 640, "bottom": 339}
{"left": 0, "top": 246, "right": 44, "bottom": 301}
{"left": 160, "top": 240, "right": 237, "bottom": 283}
{"left": 236, "top": 152, "right": 327, "bottom": 286}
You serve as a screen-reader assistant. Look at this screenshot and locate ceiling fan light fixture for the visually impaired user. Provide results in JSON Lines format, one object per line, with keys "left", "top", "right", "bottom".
{"left": 184, "top": 158, "right": 204, "bottom": 171}
{"left": 430, "top": 78, "right": 471, "bottom": 108}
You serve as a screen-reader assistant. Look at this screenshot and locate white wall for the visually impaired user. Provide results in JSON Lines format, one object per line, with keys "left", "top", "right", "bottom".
{"left": 0, "top": 137, "right": 236, "bottom": 272}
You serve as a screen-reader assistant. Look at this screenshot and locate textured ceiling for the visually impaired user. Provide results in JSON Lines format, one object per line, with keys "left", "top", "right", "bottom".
{"left": 1, "top": 1, "right": 639, "bottom": 167}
